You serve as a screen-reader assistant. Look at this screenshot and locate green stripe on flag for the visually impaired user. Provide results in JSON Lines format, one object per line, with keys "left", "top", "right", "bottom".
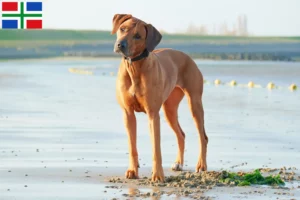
{"left": 21, "top": 2, "right": 24, "bottom": 29}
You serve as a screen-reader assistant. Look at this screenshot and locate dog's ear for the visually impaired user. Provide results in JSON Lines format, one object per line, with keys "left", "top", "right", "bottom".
{"left": 111, "top": 14, "right": 132, "bottom": 34}
{"left": 145, "top": 24, "right": 162, "bottom": 52}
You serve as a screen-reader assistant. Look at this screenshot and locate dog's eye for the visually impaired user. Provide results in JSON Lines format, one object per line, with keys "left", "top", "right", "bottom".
{"left": 120, "top": 27, "right": 125, "bottom": 32}
{"left": 133, "top": 33, "right": 141, "bottom": 39}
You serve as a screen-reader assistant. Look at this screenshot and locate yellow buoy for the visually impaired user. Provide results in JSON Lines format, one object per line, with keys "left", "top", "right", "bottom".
{"left": 229, "top": 80, "right": 237, "bottom": 86}
{"left": 214, "top": 79, "right": 221, "bottom": 85}
{"left": 248, "top": 81, "right": 254, "bottom": 88}
{"left": 68, "top": 68, "right": 75, "bottom": 73}
{"left": 68, "top": 68, "right": 93, "bottom": 75}
{"left": 267, "top": 82, "right": 275, "bottom": 89}
{"left": 289, "top": 83, "right": 297, "bottom": 91}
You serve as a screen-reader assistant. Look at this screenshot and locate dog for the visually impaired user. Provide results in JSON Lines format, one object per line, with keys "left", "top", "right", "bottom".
{"left": 112, "top": 14, "right": 208, "bottom": 182}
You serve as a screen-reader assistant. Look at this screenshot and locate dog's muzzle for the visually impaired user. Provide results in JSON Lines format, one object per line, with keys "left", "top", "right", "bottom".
{"left": 114, "top": 40, "right": 128, "bottom": 54}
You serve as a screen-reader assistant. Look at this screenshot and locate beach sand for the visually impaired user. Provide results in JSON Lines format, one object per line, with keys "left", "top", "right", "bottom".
{"left": 0, "top": 59, "right": 300, "bottom": 199}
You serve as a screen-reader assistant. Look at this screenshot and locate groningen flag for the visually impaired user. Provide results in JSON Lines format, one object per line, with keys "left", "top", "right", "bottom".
{"left": 1, "top": 1, "right": 43, "bottom": 29}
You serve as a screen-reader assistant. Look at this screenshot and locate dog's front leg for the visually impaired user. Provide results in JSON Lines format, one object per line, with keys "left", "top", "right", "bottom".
{"left": 148, "top": 112, "right": 165, "bottom": 182}
{"left": 123, "top": 109, "right": 139, "bottom": 179}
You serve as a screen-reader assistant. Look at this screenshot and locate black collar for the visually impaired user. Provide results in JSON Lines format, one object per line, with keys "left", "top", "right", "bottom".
{"left": 124, "top": 49, "right": 149, "bottom": 63}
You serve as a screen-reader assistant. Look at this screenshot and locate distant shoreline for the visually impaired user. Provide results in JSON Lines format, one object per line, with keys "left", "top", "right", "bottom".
{"left": 1, "top": 30, "right": 300, "bottom": 62}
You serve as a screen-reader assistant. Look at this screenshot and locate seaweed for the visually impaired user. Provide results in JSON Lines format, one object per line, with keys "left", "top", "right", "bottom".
{"left": 220, "top": 169, "right": 285, "bottom": 186}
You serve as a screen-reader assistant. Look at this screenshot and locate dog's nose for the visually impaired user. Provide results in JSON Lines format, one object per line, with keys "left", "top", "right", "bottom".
{"left": 117, "top": 40, "right": 127, "bottom": 49}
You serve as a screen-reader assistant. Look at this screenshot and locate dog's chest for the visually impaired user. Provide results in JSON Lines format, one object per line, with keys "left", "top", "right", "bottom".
{"left": 127, "top": 86, "right": 145, "bottom": 112}
{"left": 123, "top": 80, "right": 146, "bottom": 113}
{"left": 119, "top": 64, "right": 149, "bottom": 112}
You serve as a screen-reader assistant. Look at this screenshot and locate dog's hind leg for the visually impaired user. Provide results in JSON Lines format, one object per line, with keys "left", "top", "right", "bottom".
{"left": 163, "top": 87, "right": 186, "bottom": 171}
{"left": 186, "top": 92, "right": 208, "bottom": 172}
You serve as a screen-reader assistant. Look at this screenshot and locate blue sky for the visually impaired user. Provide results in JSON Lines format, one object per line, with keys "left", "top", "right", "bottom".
{"left": 1, "top": 0, "right": 300, "bottom": 36}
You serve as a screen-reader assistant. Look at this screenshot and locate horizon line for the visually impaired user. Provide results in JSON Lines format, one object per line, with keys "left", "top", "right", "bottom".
{"left": 0, "top": 28, "right": 299, "bottom": 37}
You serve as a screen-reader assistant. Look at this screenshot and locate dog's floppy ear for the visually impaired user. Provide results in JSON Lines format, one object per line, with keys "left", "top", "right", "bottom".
{"left": 145, "top": 24, "right": 162, "bottom": 52}
{"left": 111, "top": 14, "right": 132, "bottom": 34}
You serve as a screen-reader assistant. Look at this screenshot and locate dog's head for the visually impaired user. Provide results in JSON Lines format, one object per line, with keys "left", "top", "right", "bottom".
{"left": 111, "top": 14, "right": 162, "bottom": 58}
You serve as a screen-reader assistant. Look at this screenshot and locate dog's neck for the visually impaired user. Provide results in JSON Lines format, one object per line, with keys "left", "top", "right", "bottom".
{"left": 124, "top": 49, "right": 149, "bottom": 64}
{"left": 123, "top": 51, "right": 152, "bottom": 79}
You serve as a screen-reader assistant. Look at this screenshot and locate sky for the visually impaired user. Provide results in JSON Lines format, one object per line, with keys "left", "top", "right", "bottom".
{"left": 1, "top": 0, "right": 300, "bottom": 36}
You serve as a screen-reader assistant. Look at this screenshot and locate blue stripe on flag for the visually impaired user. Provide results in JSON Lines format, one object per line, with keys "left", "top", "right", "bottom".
{"left": 2, "top": 20, "right": 18, "bottom": 29}
{"left": 26, "top": 2, "right": 42, "bottom": 11}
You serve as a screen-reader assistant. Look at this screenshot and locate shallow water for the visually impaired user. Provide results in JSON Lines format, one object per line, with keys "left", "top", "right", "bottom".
{"left": 0, "top": 58, "right": 300, "bottom": 199}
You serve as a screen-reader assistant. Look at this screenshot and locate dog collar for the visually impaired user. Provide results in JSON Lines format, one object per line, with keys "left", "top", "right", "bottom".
{"left": 124, "top": 49, "right": 149, "bottom": 63}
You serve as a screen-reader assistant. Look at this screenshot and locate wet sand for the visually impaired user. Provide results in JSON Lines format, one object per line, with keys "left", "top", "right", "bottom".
{"left": 0, "top": 59, "right": 300, "bottom": 199}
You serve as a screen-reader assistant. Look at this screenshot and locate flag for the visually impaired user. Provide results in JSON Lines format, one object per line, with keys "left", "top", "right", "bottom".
{"left": 1, "top": 1, "right": 43, "bottom": 29}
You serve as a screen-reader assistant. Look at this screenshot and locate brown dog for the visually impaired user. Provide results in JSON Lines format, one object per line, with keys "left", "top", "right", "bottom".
{"left": 112, "top": 14, "right": 208, "bottom": 182}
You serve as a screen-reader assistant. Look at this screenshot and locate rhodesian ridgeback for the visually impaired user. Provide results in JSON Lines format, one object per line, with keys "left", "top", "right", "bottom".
{"left": 112, "top": 14, "right": 208, "bottom": 182}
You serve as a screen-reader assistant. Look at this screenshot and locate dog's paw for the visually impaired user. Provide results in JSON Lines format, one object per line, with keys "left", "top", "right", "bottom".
{"left": 152, "top": 172, "right": 165, "bottom": 182}
{"left": 125, "top": 169, "right": 139, "bottom": 179}
{"left": 151, "top": 165, "right": 165, "bottom": 182}
{"left": 195, "top": 159, "right": 207, "bottom": 172}
{"left": 171, "top": 162, "right": 183, "bottom": 171}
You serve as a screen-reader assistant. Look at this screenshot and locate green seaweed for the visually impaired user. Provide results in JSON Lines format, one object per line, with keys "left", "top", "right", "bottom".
{"left": 220, "top": 169, "right": 285, "bottom": 187}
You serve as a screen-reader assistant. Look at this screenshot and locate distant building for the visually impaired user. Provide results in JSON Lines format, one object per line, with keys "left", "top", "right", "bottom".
{"left": 237, "top": 14, "right": 248, "bottom": 36}
{"left": 185, "top": 14, "right": 249, "bottom": 36}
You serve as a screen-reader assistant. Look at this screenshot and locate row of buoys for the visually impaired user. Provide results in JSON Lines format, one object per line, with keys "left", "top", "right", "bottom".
{"left": 211, "top": 79, "right": 297, "bottom": 91}
{"left": 68, "top": 69, "right": 297, "bottom": 91}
